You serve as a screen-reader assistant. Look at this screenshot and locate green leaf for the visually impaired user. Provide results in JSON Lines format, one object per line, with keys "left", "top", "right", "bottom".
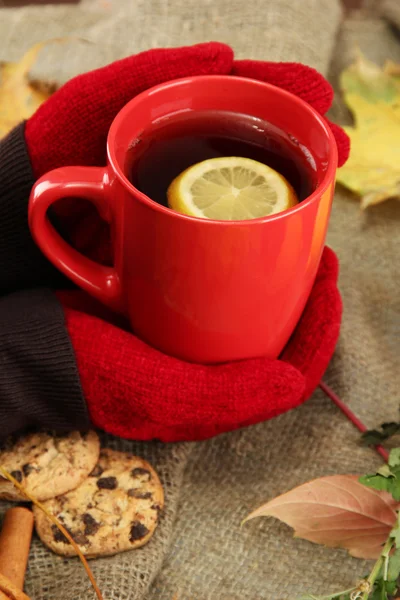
{"left": 388, "top": 479, "right": 400, "bottom": 501}
{"left": 388, "top": 583, "right": 397, "bottom": 593}
{"left": 382, "top": 422, "right": 400, "bottom": 437}
{"left": 389, "top": 448, "right": 400, "bottom": 468}
{"left": 369, "top": 579, "right": 390, "bottom": 600}
{"left": 389, "top": 466, "right": 400, "bottom": 482}
{"left": 385, "top": 580, "right": 397, "bottom": 595}
{"left": 361, "top": 424, "right": 400, "bottom": 446}
{"left": 361, "top": 430, "right": 387, "bottom": 446}
{"left": 360, "top": 474, "right": 392, "bottom": 493}
{"left": 360, "top": 472, "right": 400, "bottom": 500}
{"left": 387, "top": 548, "right": 400, "bottom": 581}
{"left": 390, "top": 520, "right": 400, "bottom": 546}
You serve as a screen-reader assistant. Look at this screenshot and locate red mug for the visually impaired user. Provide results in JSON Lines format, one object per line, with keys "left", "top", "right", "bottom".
{"left": 28, "top": 75, "right": 337, "bottom": 364}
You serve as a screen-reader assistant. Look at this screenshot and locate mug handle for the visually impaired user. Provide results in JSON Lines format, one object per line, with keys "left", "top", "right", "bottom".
{"left": 28, "top": 166, "right": 124, "bottom": 314}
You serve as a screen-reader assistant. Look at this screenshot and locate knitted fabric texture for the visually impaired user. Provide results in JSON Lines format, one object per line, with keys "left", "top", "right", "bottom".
{"left": 0, "top": 289, "right": 89, "bottom": 438}
{"left": 25, "top": 42, "right": 347, "bottom": 441}
{"left": 58, "top": 246, "right": 342, "bottom": 442}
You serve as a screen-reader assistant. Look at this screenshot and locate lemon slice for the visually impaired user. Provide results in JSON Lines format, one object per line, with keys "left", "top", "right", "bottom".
{"left": 167, "top": 156, "right": 298, "bottom": 221}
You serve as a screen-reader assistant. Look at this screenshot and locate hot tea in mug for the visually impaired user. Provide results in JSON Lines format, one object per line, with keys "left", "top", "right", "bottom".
{"left": 127, "top": 110, "right": 317, "bottom": 215}
{"left": 28, "top": 75, "right": 337, "bottom": 363}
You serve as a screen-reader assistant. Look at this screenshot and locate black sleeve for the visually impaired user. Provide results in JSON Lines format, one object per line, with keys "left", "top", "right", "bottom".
{"left": 0, "top": 125, "right": 89, "bottom": 440}
{"left": 0, "top": 123, "right": 68, "bottom": 295}
{"left": 0, "top": 288, "right": 90, "bottom": 441}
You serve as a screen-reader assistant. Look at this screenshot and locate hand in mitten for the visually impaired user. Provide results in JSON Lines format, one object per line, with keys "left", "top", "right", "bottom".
{"left": 25, "top": 43, "right": 233, "bottom": 265}
{"left": 231, "top": 59, "right": 349, "bottom": 166}
{"left": 1, "top": 42, "right": 349, "bottom": 294}
{"left": 0, "top": 42, "right": 233, "bottom": 293}
{"left": 0, "top": 44, "right": 347, "bottom": 441}
{"left": 56, "top": 246, "right": 341, "bottom": 443}
{"left": 52, "top": 51, "right": 346, "bottom": 441}
{"left": 28, "top": 52, "right": 348, "bottom": 264}
{"left": 0, "top": 243, "right": 340, "bottom": 442}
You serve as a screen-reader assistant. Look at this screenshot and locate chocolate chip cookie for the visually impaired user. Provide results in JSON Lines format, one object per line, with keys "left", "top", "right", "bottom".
{"left": 0, "top": 431, "right": 100, "bottom": 501}
{"left": 34, "top": 448, "right": 164, "bottom": 557}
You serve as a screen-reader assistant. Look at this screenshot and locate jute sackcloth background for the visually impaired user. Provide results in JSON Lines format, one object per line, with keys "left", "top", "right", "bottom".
{"left": 0, "top": 0, "right": 398, "bottom": 598}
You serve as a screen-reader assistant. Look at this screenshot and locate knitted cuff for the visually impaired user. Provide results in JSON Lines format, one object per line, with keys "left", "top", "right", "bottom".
{"left": 0, "top": 289, "right": 89, "bottom": 440}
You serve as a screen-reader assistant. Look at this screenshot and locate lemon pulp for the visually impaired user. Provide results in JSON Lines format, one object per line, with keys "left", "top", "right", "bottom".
{"left": 167, "top": 156, "right": 298, "bottom": 221}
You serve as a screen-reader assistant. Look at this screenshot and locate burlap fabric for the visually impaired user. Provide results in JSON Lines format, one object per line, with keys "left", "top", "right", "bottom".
{"left": 0, "top": 0, "right": 340, "bottom": 81}
{"left": 0, "top": 1, "right": 399, "bottom": 599}
{"left": 382, "top": 0, "right": 400, "bottom": 29}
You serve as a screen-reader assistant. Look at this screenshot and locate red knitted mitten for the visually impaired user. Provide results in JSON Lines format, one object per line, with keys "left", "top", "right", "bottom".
{"left": 25, "top": 45, "right": 349, "bottom": 265}
{"left": 25, "top": 42, "right": 234, "bottom": 263}
{"left": 26, "top": 44, "right": 347, "bottom": 441}
{"left": 57, "top": 246, "right": 342, "bottom": 442}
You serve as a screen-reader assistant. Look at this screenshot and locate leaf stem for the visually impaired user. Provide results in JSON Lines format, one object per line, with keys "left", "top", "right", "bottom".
{"left": 360, "top": 535, "right": 395, "bottom": 600}
{"left": 382, "top": 550, "right": 390, "bottom": 582}
{"left": 319, "top": 381, "right": 389, "bottom": 461}
{"left": 300, "top": 587, "right": 359, "bottom": 599}
{"left": 327, "top": 589, "right": 360, "bottom": 599}
{"left": 304, "top": 512, "right": 400, "bottom": 600}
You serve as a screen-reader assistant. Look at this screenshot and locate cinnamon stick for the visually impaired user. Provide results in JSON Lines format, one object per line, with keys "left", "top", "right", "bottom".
{"left": 0, "top": 508, "right": 34, "bottom": 590}
{"left": 0, "top": 572, "right": 30, "bottom": 600}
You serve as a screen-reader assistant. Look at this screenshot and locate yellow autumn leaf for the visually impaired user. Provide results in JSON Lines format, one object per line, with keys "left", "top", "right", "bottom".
{"left": 336, "top": 52, "right": 400, "bottom": 209}
{"left": 0, "top": 41, "right": 57, "bottom": 138}
{"left": 384, "top": 60, "right": 400, "bottom": 79}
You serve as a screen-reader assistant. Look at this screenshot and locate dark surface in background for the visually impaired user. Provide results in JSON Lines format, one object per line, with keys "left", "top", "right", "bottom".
{"left": 0, "top": 0, "right": 379, "bottom": 10}
{"left": 0, "top": 0, "right": 372, "bottom": 7}
{"left": 342, "top": 0, "right": 365, "bottom": 7}
{"left": 342, "top": 0, "right": 383, "bottom": 10}
{"left": 0, "top": 0, "right": 80, "bottom": 5}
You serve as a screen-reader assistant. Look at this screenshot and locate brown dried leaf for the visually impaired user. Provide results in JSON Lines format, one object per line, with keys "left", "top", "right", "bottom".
{"left": 244, "top": 475, "right": 399, "bottom": 559}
